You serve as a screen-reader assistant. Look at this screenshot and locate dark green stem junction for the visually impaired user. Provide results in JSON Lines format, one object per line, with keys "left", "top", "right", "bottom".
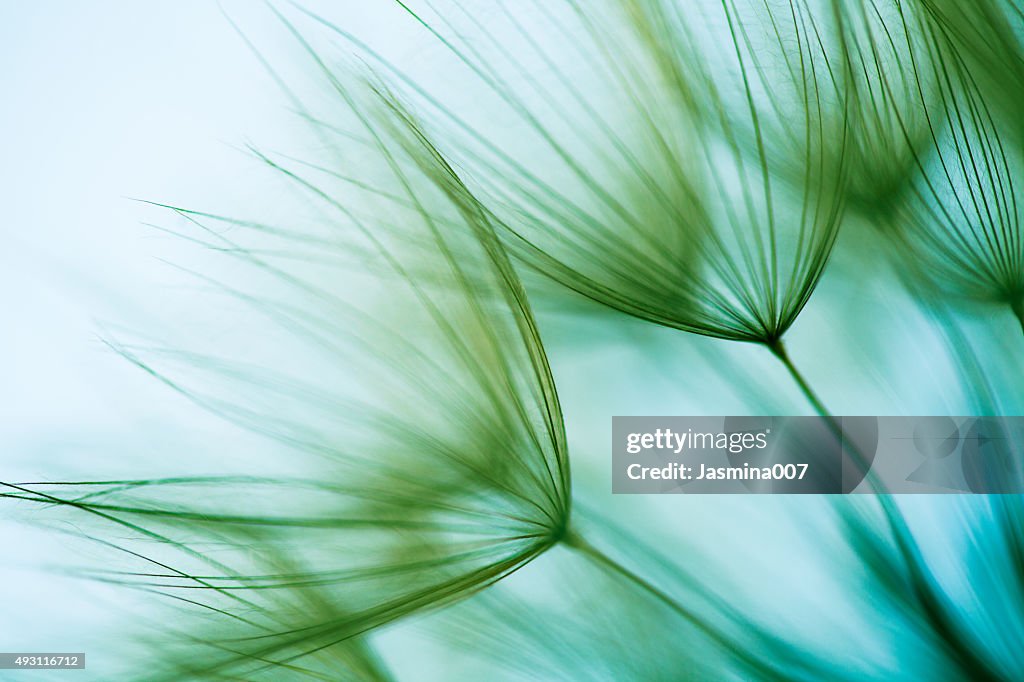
{"left": 1012, "top": 298, "right": 1024, "bottom": 337}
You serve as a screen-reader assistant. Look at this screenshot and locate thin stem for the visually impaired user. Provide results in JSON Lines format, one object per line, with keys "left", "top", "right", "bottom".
{"left": 766, "top": 338, "right": 830, "bottom": 417}
{"left": 766, "top": 337, "right": 870, "bottom": 479}
{"left": 562, "top": 530, "right": 790, "bottom": 681}
{"left": 763, "top": 341, "right": 1002, "bottom": 681}
{"left": 767, "top": 338, "right": 876, "bottom": 487}
{"left": 564, "top": 530, "right": 692, "bottom": 621}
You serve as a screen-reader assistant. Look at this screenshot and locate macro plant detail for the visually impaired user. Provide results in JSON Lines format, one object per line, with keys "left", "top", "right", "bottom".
{"left": 851, "top": 0, "right": 1024, "bottom": 329}
{"left": 4, "top": 0, "right": 1024, "bottom": 680}
{"left": 830, "top": 0, "right": 940, "bottom": 214}
{"left": 322, "top": 0, "right": 854, "bottom": 416}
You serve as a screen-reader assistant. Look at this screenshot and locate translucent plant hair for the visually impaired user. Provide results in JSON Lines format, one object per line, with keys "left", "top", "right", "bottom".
{"left": 880, "top": 6, "right": 1024, "bottom": 332}
{"left": 299, "top": 0, "right": 853, "bottom": 416}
